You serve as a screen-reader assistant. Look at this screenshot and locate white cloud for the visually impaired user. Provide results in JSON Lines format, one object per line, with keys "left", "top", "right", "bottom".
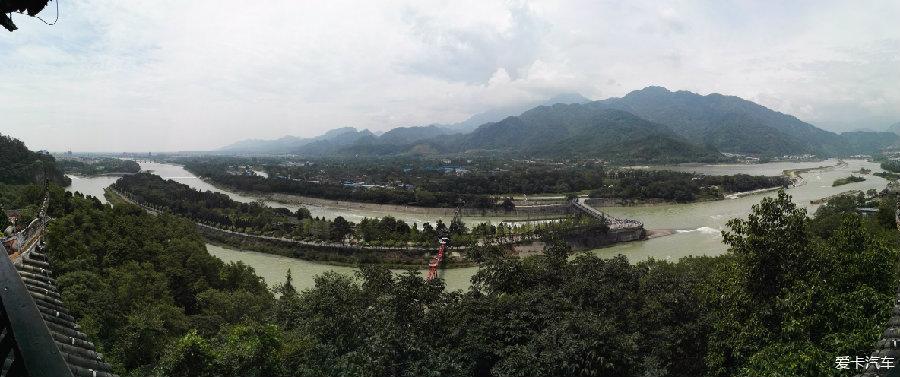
{"left": 1, "top": 0, "right": 899, "bottom": 151}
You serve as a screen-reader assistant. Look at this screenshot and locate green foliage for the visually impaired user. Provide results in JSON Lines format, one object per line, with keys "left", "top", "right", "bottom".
{"left": 0, "top": 133, "right": 70, "bottom": 185}
{"left": 153, "top": 330, "right": 216, "bottom": 377}
{"left": 594, "top": 86, "right": 851, "bottom": 157}
{"left": 707, "top": 190, "right": 897, "bottom": 376}
{"left": 45, "top": 193, "right": 273, "bottom": 373}
{"left": 881, "top": 160, "right": 900, "bottom": 174}
{"left": 590, "top": 170, "right": 788, "bottom": 202}
{"left": 45, "top": 183, "right": 899, "bottom": 376}
{"left": 722, "top": 191, "right": 811, "bottom": 301}
{"left": 0, "top": 205, "right": 9, "bottom": 231}
{"left": 56, "top": 157, "right": 141, "bottom": 176}
{"left": 114, "top": 173, "right": 296, "bottom": 233}
{"left": 449, "top": 105, "right": 723, "bottom": 162}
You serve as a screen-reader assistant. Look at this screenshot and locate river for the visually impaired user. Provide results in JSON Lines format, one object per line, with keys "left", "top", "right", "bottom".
{"left": 136, "top": 161, "right": 523, "bottom": 226}
{"left": 65, "top": 158, "right": 889, "bottom": 291}
{"left": 594, "top": 159, "right": 888, "bottom": 261}
{"left": 206, "top": 243, "right": 477, "bottom": 291}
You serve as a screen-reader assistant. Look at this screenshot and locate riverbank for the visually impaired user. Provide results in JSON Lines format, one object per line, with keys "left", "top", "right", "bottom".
{"left": 583, "top": 183, "right": 786, "bottom": 207}
{"left": 783, "top": 160, "right": 844, "bottom": 182}
{"left": 266, "top": 191, "right": 570, "bottom": 218}
{"left": 190, "top": 166, "right": 786, "bottom": 216}
{"left": 107, "top": 187, "right": 646, "bottom": 268}
{"left": 107, "top": 187, "right": 473, "bottom": 268}
{"left": 67, "top": 172, "right": 136, "bottom": 177}
{"left": 193, "top": 173, "right": 572, "bottom": 219}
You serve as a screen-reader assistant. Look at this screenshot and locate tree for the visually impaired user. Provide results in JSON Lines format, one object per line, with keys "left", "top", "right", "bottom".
{"left": 329, "top": 216, "right": 351, "bottom": 243}
{"left": 0, "top": 207, "right": 9, "bottom": 233}
{"left": 721, "top": 190, "right": 810, "bottom": 302}
{"left": 449, "top": 216, "right": 467, "bottom": 236}
{"left": 501, "top": 197, "right": 515, "bottom": 211}
{"left": 153, "top": 331, "right": 216, "bottom": 377}
{"left": 278, "top": 269, "right": 297, "bottom": 297}
{"left": 215, "top": 324, "right": 284, "bottom": 377}
{"left": 295, "top": 207, "right": 312, "bottom": 220}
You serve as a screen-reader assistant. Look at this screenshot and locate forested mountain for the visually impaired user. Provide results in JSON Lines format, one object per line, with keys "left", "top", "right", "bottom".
{"left": 218, "top": 93, "right": 591, "bottom": 155}
{"left": 219, "top": 88, "right": 893, "bottom": 159}
{"left": 446, "top": 105, "right": 721, "bottom": 162}
{"left": 376, "top": 125, "right": 452, "bottom": 145}
{"left": 888, "top": 122, "right": 900, "bottom": 135}
{"left": 219, "top": 127, "right": 367, "bottom": 153}
{"left": 291, "top": 128, "right": 376, "bottom": 155}
{"left": 593, "top": 86, "right": 850, "bottom": 156}
{"left": 838, "top": 131, "right": 900, "bottom": 154}
{"left": 441, "top": 92, "right": 591, "bottom": 133}
{"left": 0, "top": 133, "right": 70, "bottom": 185}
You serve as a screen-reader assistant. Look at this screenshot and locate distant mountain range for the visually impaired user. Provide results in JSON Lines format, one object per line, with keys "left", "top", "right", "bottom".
{"left": 434, "top": 104, "right": 720, "bottom": 162}
{"left": 219, "top": 93, "right": 591, "bottom": 154}
{"left": 218, "top": 87, "right": 900, "bottom": 161}
{"left": 440, "top": 93, "right": 592, "bottom": 134}
{"left": 888, "top": 122, "right": 900, "bottom": 135}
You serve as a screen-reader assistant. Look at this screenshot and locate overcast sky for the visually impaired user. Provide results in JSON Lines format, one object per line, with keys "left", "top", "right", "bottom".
{"left": 2, "top": 0, "right": 899, "bottom": 151}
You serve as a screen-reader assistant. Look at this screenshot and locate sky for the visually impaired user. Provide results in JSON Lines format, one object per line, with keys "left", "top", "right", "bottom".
{"left": 2, "top": 0, "right": 899, "bottom": 152}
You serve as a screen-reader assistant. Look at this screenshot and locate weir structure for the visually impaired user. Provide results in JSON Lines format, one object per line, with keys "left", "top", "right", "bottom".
{"left": 0, "top": 193, "right": 118, "bottom": 377}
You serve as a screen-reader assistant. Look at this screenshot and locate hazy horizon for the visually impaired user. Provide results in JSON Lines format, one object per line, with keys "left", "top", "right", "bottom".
{"left": 3, "top": 1, "right": 899, "bottom": 152}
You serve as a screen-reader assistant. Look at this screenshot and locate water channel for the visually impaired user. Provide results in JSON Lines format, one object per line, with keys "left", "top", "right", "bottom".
{"left": 65, "top": 158, "right": 889, "bottom": 291}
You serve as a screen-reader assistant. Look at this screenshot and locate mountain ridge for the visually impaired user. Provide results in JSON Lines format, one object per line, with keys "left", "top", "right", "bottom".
{"left": 216, "top": 87, "right": 895, "bottom": 159}
{"left": 218, "top": 93, "right": 592, "bottom": 154}
{"left": 593, "top": 86, "right": 849, "bottom": 156}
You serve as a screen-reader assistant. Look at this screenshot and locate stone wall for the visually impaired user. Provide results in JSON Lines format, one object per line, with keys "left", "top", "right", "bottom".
{"left": 565, "top": 227, "right": 646, "bottom": 250}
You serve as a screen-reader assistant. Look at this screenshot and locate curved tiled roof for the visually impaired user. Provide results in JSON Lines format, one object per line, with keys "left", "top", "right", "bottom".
{"left": 1, "top": 192, "right": 118, "bottom": 377}
{"left": 9, "top": 246, "right": 118, "bottom": 377}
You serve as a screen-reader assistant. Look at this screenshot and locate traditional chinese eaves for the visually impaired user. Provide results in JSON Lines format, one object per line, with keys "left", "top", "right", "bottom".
{"left": 4, "top": 246, "right": 119, "bottom": 377}
{"left": 853, "top": 293, "right": 900, "bottom": 376}
{"left": 0, "top": 0, "right": 51, "bottom": 31}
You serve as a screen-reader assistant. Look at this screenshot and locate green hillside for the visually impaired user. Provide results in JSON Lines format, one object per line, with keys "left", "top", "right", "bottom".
{"left": 596, "top": 87, "right": 850, "bottom": 156}
{"left": 450, "top": 105, "right": 722, "bottom": 162}
{"left": 0, "top": 134, "right": 70, "bottom": 186}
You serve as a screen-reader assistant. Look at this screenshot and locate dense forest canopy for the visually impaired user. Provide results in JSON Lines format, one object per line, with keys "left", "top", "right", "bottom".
{"left": 37, "top": 188, "right": 900, "bottom": 376}
{"left": 881, "top": 159, "right": 900, "bottom": 174}
{"left": 0, "top": 133, "right": 70, "bottom": 186}
{"left": 56, "top": 157, "right": 141, "bottom": 176}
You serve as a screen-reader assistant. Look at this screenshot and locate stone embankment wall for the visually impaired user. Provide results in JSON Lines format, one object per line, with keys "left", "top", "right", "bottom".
{"left": 565, "top": 227, "right": 645, "bottom": 250}
{"left": 461, "top": 202, "right": 573, "bottom": 217}
{"left": 197, "top": 225, "right": 444, "bottom": 266}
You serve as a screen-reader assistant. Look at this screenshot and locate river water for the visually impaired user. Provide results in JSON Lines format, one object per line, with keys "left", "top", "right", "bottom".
{"left": 65, "top": 158, "right": 888, "bottom": 291}
{"left": 137, "top": 161, "right": 521, "bottom": 226}
{"left": 594, "top": 159, "right": 888, "bottom": 261}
